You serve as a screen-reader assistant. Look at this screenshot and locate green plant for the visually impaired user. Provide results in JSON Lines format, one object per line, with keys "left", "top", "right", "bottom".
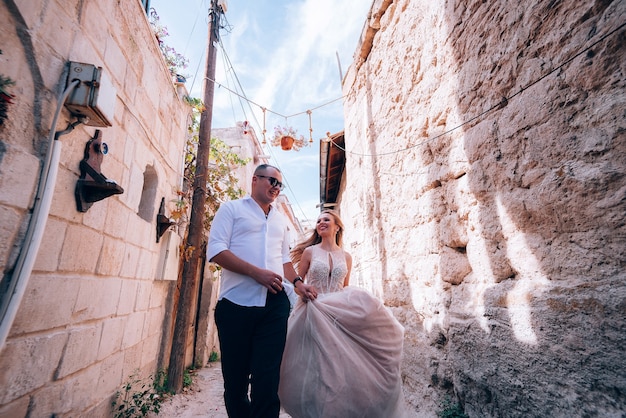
{"left": 112, "top": 371, "right": 163, "bottom": 418}
{"left": 209, "top": 351, "right": 220, "bottom": 362}
{"left": 152, "top": 368, "right": 169, "bottom": 394}
{"left": 271, "top": 125, "right": 309, "bottom": 151}
{"left": 170, "top": 97, "right": 248, "bottom": 233}
{"left": 150, "top": 367, "right": 195, "bottom": 392}
{"left": 437, "top": 396, "right": 468, "bottom": 418}
{"left": 183, "top": 368, "right": 193, "bottom": 388}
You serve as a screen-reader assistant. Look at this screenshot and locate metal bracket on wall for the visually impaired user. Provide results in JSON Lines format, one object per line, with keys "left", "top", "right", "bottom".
{"left": 75, "top": 130, "right": 124, "bottom": 212}
{"left": 156, "top": 197, "right": 175, "bottom": 243}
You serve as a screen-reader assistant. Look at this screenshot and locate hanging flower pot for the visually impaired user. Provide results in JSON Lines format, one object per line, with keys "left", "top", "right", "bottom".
{"left": 281, "top": 135, "right": 295, "bottom": 150}
{"left": 271, "top": 125, "right": 309, "bottom": 151}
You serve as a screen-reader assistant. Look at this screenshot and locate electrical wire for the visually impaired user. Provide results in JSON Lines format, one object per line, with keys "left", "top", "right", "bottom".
{"left": 203, "top": 75, "right": 344, "bottom": 120}
{"left": 155, "top": 5, "right": 623, "bottom": 224}
{"left": 219, "top": 38, "right": 251, "bottom": 124}
{"left": 207, "top": 18, "right": 624, "bottom": 161}
{"left": 214, "top": 39, "right": 312, "bottom": 223}
{"left": 181, "top": 0, "right": 204, "bottom": 58}
{"left": 329, "top": 19, "right": 626, "bottom": 158}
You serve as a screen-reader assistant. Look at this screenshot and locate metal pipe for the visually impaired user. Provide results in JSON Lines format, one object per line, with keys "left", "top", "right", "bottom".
{"left": 0, "top": 79, "right": 80, "bottom": 352}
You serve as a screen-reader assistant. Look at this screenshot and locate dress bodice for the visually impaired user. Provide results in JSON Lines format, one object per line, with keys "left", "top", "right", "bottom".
{"left": 306, "top": 245, "right": 348, "bottom": 294}
{"left": 280, "top": 245, "right": 407, "bottom": 417}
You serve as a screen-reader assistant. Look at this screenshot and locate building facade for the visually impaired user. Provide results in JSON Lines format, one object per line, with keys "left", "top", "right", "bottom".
{"left": 0, "top": 0, "right": 191, "bottom": 415}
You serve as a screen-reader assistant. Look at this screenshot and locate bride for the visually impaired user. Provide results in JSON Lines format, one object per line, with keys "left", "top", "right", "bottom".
{"left": 279, "top": 210, "right": 408, "bottom": 418}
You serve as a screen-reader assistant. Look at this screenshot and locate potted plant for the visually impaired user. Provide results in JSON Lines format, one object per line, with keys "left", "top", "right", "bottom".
{"left": 149, "top": 8, "right": 189, "bottom": 80}
{"left": 271, "top": 125, "right": 308, "bottom": 151}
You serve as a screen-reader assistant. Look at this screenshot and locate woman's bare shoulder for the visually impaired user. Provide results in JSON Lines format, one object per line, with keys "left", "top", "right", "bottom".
{"left": 304, "top": 244, "right": 322, "bottom": 253}
{"left": 301, "top": 246, "right": 314, "bottom": 257}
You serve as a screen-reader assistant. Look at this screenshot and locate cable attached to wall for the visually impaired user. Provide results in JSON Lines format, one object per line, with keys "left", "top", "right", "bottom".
{"left": 0, "top": 79, "right": 81, "bottom": 352}
{"left": 208, "top": 18, "right": 624, "bottom": 159}
{"left": 330, "top": 20, "right": 626, "bottom": 158}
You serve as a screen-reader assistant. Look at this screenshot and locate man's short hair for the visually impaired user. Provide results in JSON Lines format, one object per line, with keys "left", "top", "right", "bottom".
{"left": 254, "top": 164, "right": 281, "bottom": 175}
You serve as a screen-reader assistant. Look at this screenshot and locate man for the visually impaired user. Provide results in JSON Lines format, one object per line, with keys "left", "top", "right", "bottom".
{"left": 207, "top": 164, "right": 317, "bottom": 417}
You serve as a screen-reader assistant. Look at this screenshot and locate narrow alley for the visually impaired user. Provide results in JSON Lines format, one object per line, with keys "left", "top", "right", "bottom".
{"left": 1, "top": 1, "right": 624, "bottom": 417}
{"left": 154, "top": 362, "right": 291, "bottom": 418}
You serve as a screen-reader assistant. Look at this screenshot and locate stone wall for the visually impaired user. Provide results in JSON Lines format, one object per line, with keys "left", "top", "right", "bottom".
{"left": 0, "top": 0, "right": 189, "bottom": 416}
{"left": 342, "top": 0, "right": 625, "bottom": 416}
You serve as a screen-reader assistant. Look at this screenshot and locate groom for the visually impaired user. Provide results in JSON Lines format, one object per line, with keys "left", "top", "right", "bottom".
{"left": 207, "top": 164, "right": 314, "bottom": 417}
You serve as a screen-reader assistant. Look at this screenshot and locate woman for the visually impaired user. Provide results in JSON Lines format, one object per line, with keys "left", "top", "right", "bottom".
{"left": 279, "top": 210, "right": 408, "bottom": 418}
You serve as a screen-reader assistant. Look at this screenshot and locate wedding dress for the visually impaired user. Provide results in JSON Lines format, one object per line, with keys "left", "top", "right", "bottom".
{"left": 279, "top": 245, "right": 407, "bottom": 418}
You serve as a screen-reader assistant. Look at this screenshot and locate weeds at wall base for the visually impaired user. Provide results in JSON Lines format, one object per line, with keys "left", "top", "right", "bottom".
{"left": 208, "top": 351, "right": 219, "bottom": 362}
{"left": 112, "top": 368, "right": 195, "bottom": 417}
{"left": 111, "top": 371, "right": 163, "bottom": 418}
{"left": 437, "top": 396, "right": 469, "bottom": 418}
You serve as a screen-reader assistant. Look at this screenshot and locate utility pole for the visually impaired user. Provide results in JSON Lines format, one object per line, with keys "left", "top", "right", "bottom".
{"left": 167, "top": 0, "right": 222, "bottom": 393}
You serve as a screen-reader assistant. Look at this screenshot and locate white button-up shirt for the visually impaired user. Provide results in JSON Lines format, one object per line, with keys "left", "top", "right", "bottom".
{"left": 207, "top": 195, "right": 292, "bottom": 307}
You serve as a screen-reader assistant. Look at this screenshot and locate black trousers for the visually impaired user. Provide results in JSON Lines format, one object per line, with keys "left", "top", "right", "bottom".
{"left": 215, "top": 291, "right": 290, "bottom": 418}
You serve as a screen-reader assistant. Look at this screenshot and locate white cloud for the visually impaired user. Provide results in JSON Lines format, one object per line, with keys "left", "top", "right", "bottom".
{"left": 151, "top": 0, "right": 371, "bottom": 220}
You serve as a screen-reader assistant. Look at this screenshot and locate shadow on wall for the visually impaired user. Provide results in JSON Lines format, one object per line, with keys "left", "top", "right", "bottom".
{"left": 437, "top": 0, "right": 626, "bottom": 416}
{"left": 342, "top": 0, "right": 624, "bottom": 415}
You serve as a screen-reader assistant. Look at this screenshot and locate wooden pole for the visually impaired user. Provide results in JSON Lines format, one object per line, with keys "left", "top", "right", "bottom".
{"left": 167, "top": 0, "right": 221, "bottom": 393}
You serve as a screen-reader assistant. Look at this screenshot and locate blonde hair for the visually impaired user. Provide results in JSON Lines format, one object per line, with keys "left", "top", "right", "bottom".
{"left": 290, "top": 210, "right": 344, "bottom": 267}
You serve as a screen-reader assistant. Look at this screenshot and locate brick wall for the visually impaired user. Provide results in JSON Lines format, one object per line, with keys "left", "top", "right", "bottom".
{"left": 0, "top": 0, "right": 188, "bottom": 416}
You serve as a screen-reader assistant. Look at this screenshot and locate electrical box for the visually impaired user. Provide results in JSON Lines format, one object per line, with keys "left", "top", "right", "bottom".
{"left": 65, "top": 62, "right": 116, "bottom": 127}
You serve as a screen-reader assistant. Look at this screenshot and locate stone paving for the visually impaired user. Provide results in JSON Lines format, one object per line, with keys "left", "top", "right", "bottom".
{"left": 154, "top": 362, "right": 291, "bottom": 417}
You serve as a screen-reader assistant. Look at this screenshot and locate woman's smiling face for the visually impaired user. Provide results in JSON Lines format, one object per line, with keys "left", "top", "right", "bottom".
{"left": 316, "top": 213, "right": 337, "bottom": 237}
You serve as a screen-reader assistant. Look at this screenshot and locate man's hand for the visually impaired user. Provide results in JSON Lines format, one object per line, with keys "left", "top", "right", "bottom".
{"left": 212, "top": 251, "right": 285, "bottom": 294}
{"left": 256, "top": 270, "right": 284, "bottom": 294}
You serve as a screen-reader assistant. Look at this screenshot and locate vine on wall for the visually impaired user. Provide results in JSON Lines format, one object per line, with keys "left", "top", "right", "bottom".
{"left": 147, "top": 10, "right": 247, "bottom": 241}
{"left": 172, "top": 97, "right": 248, "bottom": 239}
{"left": 148, "top": 8, "right": 189, "bottom": 79}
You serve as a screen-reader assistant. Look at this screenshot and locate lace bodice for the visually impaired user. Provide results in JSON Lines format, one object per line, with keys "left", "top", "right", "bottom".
{"left": 306, "top": 245, "right": 348, "bottom": 294}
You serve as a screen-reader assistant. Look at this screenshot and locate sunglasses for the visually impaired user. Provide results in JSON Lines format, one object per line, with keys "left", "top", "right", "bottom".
{"left": 256, "top": 175, "right": 285, "bottom": 190}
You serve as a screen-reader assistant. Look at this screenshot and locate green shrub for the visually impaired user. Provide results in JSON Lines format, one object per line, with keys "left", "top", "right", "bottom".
{"left": 152, "top": 368, "right": 169, "bottom": 394}
{"left": 183, "top": 368, "right": 193, "bottom": 388}
{"left": 112, "top": 371, "right": 163, "bottom": 418}
{"left": 437, "top": 396, "right": 469, "bottom": 418}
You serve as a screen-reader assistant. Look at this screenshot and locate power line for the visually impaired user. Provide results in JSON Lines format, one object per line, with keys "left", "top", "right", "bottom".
{"left": 204, "top": 74, "right": 344, "bottom": 120}
{"left": 214, "top": 40, "right": 313, "bottom": 223}
{"left": 331, "top": 19, "right": 626, "bottom": 158}
{"left": 208, "top": 18, "right": 624, "bottom": 159}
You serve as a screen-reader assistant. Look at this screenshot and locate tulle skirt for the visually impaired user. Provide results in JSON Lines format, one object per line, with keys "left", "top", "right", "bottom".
{"left": 278, "top": 287, "right": 408, "bottom": 418}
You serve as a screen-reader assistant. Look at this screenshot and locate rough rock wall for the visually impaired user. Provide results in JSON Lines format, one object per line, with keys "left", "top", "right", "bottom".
{"left": 341, "top": 0, "right": 625, "bottom": 416}
{"left": 0, "top": 0, "right": 188, "bottom": 416}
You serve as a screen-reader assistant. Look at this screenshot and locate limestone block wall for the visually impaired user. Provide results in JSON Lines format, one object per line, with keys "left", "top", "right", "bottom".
{"left": 342, "top": 0, "right": 625, "bottom": 416}
{"left": 0, "top": 0, "right": 188, "bottom": 416}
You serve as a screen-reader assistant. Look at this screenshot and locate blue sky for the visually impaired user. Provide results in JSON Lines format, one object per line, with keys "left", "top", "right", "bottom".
{"left": 149, "top": 0, "right": 372, "bottom": 222}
